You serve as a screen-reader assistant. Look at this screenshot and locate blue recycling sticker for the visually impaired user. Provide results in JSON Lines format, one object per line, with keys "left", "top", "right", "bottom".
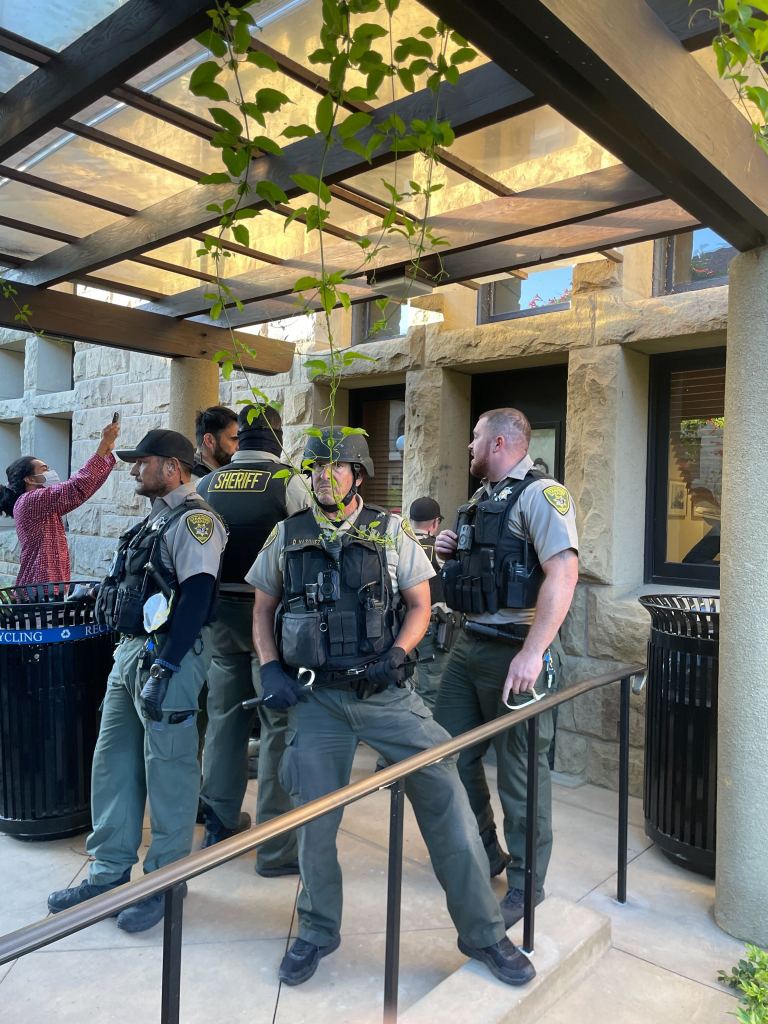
{"left": 0, "top": 624, "right": 113, "bottom": 645}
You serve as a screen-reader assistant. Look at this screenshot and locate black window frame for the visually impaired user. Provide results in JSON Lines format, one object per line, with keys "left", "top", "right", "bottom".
{"left": 653, "top": 235, "right": 730, "bottom": 296}
{"left": 645, "top": 347, "right": 725, "bottom": 588}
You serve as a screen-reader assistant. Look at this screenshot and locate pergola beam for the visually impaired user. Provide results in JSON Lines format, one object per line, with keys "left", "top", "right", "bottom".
{"left": 420, "top": 0, "right": 768, "bottom": 251}
{"left": 0, "top": 1, "right": 215, "bottom": 162}
{"left": 151, "top": 163, "right": 661, "bottom": 322}
{"left": 0, "top": 281, "right": 293, "bottom": 373}
{"left": 4, "top": 63, "right": 537, "bottom": 289}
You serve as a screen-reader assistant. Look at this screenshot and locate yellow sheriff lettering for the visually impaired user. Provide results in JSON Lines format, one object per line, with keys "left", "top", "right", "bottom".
{"left": 542, "top": 484, "right": 571, "bottom": 516}
{"left": 209, "top": 470, "right": 271, "bottom": 492}
{"left": 186, "top": 512, "right": 215, "bottom": 544}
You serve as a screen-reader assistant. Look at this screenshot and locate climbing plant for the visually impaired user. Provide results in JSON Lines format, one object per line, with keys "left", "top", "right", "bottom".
{"left": 187, "top": 0, "right": 475, "bottom": 505}
{"left": 700, "top": 0, "right": 768, "bottom": 154}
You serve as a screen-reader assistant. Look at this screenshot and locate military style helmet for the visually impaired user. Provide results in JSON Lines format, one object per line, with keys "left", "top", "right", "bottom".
{"left": 302, "top": 427, "right": 375, "bottom": 477}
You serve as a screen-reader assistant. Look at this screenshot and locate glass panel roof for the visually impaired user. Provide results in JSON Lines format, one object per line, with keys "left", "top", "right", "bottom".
{"left": 0, "top": 224, "right": 61, "bottom": 260}
{"left": 0, "top": 179, "right": 119, "bottom": 236}
{"left": 1, "top": 0, "right": 130, "bottom": 52}
{"left": 0, "top": 51, "right": 35, "bottom": 91}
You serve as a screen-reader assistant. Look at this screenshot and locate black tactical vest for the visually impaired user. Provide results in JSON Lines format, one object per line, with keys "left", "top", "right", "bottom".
{"left": 95, "top": 495, "right": 220, "bottom": 635}
{"left": 418, "top": 534, "right": 444, "bottom": 604}
{"left": 441, "top": 472, "right": 552, "bottom": 615}
{"left": 198, "top": 458, "right": 291, "bottom": 586}
{"left": 278, "top": 506, "right": 399, "bottom": 672}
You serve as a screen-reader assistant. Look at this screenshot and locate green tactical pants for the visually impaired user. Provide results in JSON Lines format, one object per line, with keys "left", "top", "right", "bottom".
{"left": 413, "top": 625, "right": 450, "bottom": 711}
{"left": 433, "top": 629, "right": 561, "bottom": 897}
{"left": 87, "top": 631, "right": 211, "bottom": 884}
{"left": 200, "top": 595, "right": 296, "bottom": 870}
{"left": 279, "top": 684, "right": 507, "bottom": 949}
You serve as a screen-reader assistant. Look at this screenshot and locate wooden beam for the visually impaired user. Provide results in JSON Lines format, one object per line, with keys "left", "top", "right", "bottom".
{"left": 0, "top": 282, "right": 294, "bottom": 373}
{"left": 5, "top": 63, "right": 537, "bottom": 288}
{"left": 206, "top": 199, "right": 699, "bottom": 329}
{"left": 420, "top": 0, "right": 768, "bottom": 251}
{"left": 143, "top": 163, "right": 661, "bottom": 320}
{"left": 0, "top": 0, "right": 215, "bottom": 162}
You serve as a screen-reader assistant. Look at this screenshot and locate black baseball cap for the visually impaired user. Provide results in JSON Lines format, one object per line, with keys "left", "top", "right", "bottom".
{"left": 116, "top": 429, "right": 195, "bottom": 468}
{"left": 409, "top": 496, "right": 442, "bottom": 521}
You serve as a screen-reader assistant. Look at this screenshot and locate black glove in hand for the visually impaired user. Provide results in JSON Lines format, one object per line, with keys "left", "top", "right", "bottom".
{"left": 260, "top": 660, "right": 308, "bottom": 711}
{"left": 356, "top": 646, "right": 408, "bottom": 700}
{"left": 140, "top": 663, "right": 173, "bottom": 721}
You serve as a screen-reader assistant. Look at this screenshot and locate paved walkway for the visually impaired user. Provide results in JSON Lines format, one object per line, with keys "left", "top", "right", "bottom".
{"left": 0, "top": 747, "right": 742, "bottom": 1023}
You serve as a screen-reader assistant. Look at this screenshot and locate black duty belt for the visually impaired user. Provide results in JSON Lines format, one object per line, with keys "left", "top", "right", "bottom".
{"left": 311, "top": 662, "right": 379, "bottom": 690}
{"left": 462, "top": 619, "right": 530, "bottom": 644}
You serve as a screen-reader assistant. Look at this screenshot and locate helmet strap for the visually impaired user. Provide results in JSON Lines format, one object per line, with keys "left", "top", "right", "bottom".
{"left": 313, "top": 471, "right": 360, "bottom": 515}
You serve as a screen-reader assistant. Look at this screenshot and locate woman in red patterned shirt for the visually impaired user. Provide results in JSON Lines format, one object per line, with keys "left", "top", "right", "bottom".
{"left": 0, "top": 418, "right": 121, "bottom": 585}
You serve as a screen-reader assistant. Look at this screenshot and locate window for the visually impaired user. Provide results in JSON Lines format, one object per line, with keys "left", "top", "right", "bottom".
{"left": 348, "top": 385, "right": 406, "bottom": 512}
{"left": 478, "top": 264, "right": 573, "bottom": 323}
{"left": 646, "top": 350, "right": 725, "bottom": 587}
{"left": 351, "top": 300, "right": 410, "bottom": 345}
{"left": 656, "top": 228, "right": 736, "bottom": 294}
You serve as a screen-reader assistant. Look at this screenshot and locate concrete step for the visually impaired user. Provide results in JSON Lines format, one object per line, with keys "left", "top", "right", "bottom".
{"left": 400, "top": 896, "right": 611, "bottom": 1024}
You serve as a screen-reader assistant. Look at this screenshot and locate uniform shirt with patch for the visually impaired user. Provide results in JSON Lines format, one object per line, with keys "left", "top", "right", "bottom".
{"left": 149, "top": 482, "right": 227, "bottom": 584}
{"left": 469, "top": 453, "right": 578, "bottom": 626}
{"left": 246, "top": 496, "right": 435, "bottom": 600}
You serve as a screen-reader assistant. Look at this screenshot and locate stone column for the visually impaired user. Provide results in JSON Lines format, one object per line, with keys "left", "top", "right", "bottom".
{"left": 168, "top": 357, "right": 220, "bottom": 443}
{"left": 715, "top": 246, "right": 768, "bottom": 946}
{"left": 402, "top": 366, "right": 471, "bottom": 522}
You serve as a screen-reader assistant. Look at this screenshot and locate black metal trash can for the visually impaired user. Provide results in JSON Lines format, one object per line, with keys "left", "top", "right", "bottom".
{"left": 0, "top": 581, "right": 114, "bottom": 840}
{"left": 638, "top": 595, "right": 718, "bottom": 877}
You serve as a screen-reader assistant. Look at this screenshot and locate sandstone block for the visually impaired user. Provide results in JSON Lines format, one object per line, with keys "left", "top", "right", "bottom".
{"left": 554, "top": 730, "right": 589, "bottom": 776}
{"left": 561, "top": 584, "right": 588, "bottom": 656}
{"left": 587, "top": 736, "right": 644, "bottom": 797}
{"left": 587, "top": 589, "right": 650, "bottom": 665}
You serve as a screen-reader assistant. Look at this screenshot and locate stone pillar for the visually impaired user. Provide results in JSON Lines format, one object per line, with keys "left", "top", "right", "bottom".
{"left": 168, "top": 357, "right": 220, "bottom": 443}
{"left": 715, "top": 246, "right": 768, "bottom": 946}
{"left": 402, "top": 366, "right": 471, "bottom": 522}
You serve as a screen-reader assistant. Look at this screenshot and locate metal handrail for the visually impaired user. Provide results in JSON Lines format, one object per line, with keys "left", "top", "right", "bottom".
{"left": 0, "top": 662, "right": 645, "bottom": 1020}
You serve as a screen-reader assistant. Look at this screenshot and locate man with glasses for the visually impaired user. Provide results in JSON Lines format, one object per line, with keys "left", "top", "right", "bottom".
{"left": 247, "top": 427, "right": 535, "bottom": 989}
{"left": 193, "top": 406, "right": 239, "bottom": 477}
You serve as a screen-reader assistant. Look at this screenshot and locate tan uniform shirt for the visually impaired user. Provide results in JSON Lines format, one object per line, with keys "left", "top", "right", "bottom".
{"left": 150, "top": 482, "right": 227, "bottom": 583}
{"left": 246, "top": 496, "right": 435, "bottom": 599}
{"left": 467, "top": 454, "right": 578, "bottom": 626}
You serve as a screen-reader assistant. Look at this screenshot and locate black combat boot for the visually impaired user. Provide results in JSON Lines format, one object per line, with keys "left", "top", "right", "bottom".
{"left": 278, "top": 936, "right": 341, "bottom": 986}
{"left": 48, "top": 869, "right": 131, "bottom": 914}
{"left": 457, "top": 934, "right": 536, "bottom": 985}
{"left": 500, "top": 886, "right": 546, "bottom": 928}
{"left": 481, "top": 827, "right": 510, "bottom": 878}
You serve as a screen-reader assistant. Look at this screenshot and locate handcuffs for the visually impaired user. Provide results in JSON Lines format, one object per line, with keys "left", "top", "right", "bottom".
{"left": 502, "top": 647, "right": 556, "bottom": 711}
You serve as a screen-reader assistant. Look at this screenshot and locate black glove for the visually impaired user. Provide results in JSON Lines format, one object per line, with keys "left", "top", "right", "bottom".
{"left": 140, "top": 663, "right": 174, "bottom": 721}
{"left": 354, "top": 646, "right": 408, "bottom": 700}
{"left": 260, "top": 660, "right": 309, "bottom": 711}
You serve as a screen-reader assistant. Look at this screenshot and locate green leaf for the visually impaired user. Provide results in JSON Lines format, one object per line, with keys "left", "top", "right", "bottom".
{"left": 257, "top": 88, "right": 291, "bottom": 113}
{"left": 397, "top": 67, "right": 415, "bottom": 92}
{"left": 221, "top": 360, "right": 234, "bottom": 380}
{"left": 282, "top": 123, "right": 316, "bottom": 139}
{"left": 239, "top": 102, "right": 265, "bottom": 128}
{"left": 199, "top": 171, "right": 231, "bottom": 184}
{"left": 252, "top": 135, "right": 283, "bottom": 155}
{"left": 385, "top": 0, "right": 400, "bottom": 11}
{"left": 272, "top": 468, "right": 293, "bottom": 479}
{"left": 290, "top": 172, "right": 332, "bottom": 204}
{"left": 211, "top": 301, "right": 223, "bottom": 320}
{"left": 232, "top": 19, "right": 252, "bottom": 53}
{"left": 345, "top": 86, "right": 372, "bottom": 102}
{"left": 190, "top": 61, "right": 221, "bottom": 88}
{"left": 246, "top": 49, "right": 279, "bottom": 71}
{"left": 308, "top": 47, "right": 333, "bottom": 64}
{"left": 255, "top": 180, "right": 288, "bottom": 205}
{"left": 193, "top": 81, "right": 229, "bottom": 102}
{"left": 232, "top": 224, "right": 250, "bottom": 246}
{"left": 210, "top": 107, "right": 243, "bottom": 137}
{"left": 337, "top": 111, "right": 373, "bottom": 139}
{"left": 354, "top": 22, "right": 389, "bottom": 41}
{"left": 419, "top": 26, "right": 437, "bottom": 38}
{"left": 195, "top": 30, "right": 228, "bottom": 58}
{"left": 222, "top": 147, "right": 248, "bottom": 177}
{"left": 315, "top": 93, "right": 335, "bottom": 136}
{"left": 294, "top": 275, "right": 322, "bottom": 291}
{"left": 444, "top": 63, "right": 460, "bottom": 85}
{"left": 451, "top": 46, "right": 477, "bottom": 64}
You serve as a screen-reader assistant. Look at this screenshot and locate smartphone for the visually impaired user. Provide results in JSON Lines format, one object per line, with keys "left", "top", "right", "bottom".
{"left": 112, "top": 412, "right": 120, "bottom": 424}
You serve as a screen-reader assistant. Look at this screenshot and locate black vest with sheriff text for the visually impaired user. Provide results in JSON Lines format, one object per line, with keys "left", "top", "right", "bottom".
{"left": 441, "top": 471, "right": 552, "bottom": 615}
{"left": 198, "top": 458, "right": 290, "bottom": 586}
{"left": 278, "top": 505, "right": 399, "bottom": 673}
{"left": 95, "top": 494, "right": 220, "bottom": 634}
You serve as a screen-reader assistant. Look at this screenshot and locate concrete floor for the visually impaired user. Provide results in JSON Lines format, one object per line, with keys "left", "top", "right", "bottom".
{"left": 0, "top": 747, "right": 743, "bottom": 1023}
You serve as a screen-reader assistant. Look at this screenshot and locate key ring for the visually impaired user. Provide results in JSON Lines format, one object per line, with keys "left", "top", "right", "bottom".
{"left": 503, "top": 686, "right": 546, "bottom": 711}
{"left": 296, "top": 667, "right": 316, "bottom": 689}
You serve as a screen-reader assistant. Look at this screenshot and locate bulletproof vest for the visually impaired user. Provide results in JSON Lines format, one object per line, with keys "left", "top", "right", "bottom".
{"left": 95, "top": 495, "right": 220, "bottom": 635}
{"left": 441, "top": 472, "right": 552, "bottom": 615}
{"left": 198, "top": 458, "right": 290, "bottom": 585}
{"left": 418, "top": 534, "right": 444, "bottom": 604}
{"left": 278, "top": 506, "right": 399, "bottom": 672}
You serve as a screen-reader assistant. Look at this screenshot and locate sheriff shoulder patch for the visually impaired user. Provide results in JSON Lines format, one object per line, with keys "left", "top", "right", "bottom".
{"left": 262, "top": 524, "right": 278, "bottom": 549}
{"left": 185, "top": 512, "right": 214, "bottom": 544}
{"left": 400, "top": 517, "right": 419, "bottom": 542}
{"left": 542, "top": 484, "right": 571, "bottom": 516}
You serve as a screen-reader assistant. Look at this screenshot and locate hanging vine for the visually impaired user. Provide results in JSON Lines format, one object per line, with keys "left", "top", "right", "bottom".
{"left": 188, "top": 0, "right": 473, "bottom": 438}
